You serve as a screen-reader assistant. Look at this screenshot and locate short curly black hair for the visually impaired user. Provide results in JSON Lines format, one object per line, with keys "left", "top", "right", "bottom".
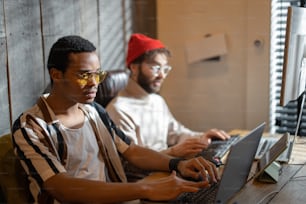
{"left": 47, "top": 35, "right": 96, "bottom": 73}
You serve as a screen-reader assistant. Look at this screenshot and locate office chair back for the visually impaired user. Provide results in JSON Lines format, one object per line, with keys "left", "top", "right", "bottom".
{"left": 95, "top": 69, "right": 129, "bottom": 107}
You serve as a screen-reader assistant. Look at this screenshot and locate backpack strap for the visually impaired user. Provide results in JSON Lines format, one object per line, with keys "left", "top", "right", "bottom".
{"left": 82, "top": 102, "right": 128, "bottom": 182}
{"left": 91, "top": 102, "right": 131, "bottom": 145}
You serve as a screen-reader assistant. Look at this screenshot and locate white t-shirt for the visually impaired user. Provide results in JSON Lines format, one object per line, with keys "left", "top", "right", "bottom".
{"left": 106, "top": 79, "right": 201, "bottom": 151}
{"left": 59, "top": 117, "right": 106, "bottom": 181}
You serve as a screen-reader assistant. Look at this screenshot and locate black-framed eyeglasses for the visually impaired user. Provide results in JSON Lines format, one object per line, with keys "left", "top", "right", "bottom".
{"left": 150, "top": 65, "right": 172, "bottom": 76}
{"left": 75, "top": 69, "right": 107, "bottom": 86}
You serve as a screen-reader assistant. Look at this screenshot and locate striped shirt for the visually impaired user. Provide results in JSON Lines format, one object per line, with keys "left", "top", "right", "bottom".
{"left": 12, "top": 96, "right": 130, "bottom": 203}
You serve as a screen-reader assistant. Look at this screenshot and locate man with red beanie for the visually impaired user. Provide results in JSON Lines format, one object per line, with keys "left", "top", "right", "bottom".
{"left": 106, "top": 33, "right": 230, "bottom": 170}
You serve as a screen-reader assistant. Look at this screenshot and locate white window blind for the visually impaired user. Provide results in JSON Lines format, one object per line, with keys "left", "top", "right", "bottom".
{"left": 270, "top": 0, "right": 305, "bottom": 135}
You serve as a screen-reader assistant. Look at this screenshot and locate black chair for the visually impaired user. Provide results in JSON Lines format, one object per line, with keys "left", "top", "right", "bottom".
{"left": 95, "top": 69, "right": 129, "bottom": 107}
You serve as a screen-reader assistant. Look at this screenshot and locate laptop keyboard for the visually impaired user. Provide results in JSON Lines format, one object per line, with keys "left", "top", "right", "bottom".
{"left": 255, "top": 139, "right": 273, "bottom": 159}
{"left": 175, "top": 182, "right": 220, "bottom": 204}
{"left": 255, "top": 137, "right": 292, "bottom": 163}
{"left": 199, "top": 135, "right": 240, "bottom": 161}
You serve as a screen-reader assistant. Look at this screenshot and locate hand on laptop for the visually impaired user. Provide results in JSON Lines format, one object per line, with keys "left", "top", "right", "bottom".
{"left": 201, "top": 128, "right": 231, "bottom": 143}
{"left": 168, "top": 137, "right": 210, "bottom": 158}
{"left": 138, "top": 171, "right": 209, "bottom": 201}
{"left": 167, "top": 129, "right": 230, "bottom": 158}
{"left": 177, "top": 156, "right": 220, "bottom": 183}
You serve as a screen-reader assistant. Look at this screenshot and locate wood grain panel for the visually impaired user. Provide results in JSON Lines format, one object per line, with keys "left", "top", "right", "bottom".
{"left": 4, "top": 0, "right": 44, "bottom": 122}
{"left": 0, "top": 0, "right": 5, "bottom": 38}
{"left": 0, "top": 0, "right": 133, "bottom": 135}
{"left": 0, "top": 36, "right": 10, "bottom": 135}
{"left": 41, "top": 0, "right": 79, "bottom": 83}
{"left": 41, "top": 0, "right": 99, "bottom": 83}
{"left": 0, "top": 0, "right": 10, "bottom": 136}
{"left": 41, "top": 0, "right": 80, "bottom": 36}
{"left": 79, "top": 0, "right": 99, "bottom": 47}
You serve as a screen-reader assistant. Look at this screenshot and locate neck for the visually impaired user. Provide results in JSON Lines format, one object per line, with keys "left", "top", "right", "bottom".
{"left": 46, "top": 91, "right": 79, "bottom": 116}
{"left": 46, "top": 93, "right": 86, "bottom": 129}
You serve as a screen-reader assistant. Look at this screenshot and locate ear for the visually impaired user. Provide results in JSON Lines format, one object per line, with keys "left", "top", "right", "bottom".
{"left": 129, "top": 63, "right": 139, "bottom": 79}
{"left": 49, "top": 68, "right": 63, "bottom": 82}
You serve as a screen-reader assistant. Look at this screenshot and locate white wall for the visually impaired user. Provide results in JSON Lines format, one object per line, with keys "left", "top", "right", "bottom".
{"left": 157, "top": 0, "right": 270, "bottom": 132}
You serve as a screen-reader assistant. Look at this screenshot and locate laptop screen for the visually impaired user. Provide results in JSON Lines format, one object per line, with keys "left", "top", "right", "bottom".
{"left": 215, "top": 122, "right": 265, "bottom": 203}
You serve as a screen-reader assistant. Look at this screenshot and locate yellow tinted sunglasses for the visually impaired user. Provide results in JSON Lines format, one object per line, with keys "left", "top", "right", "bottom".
{"left": 76, "top": 69, "right": 107, "bottom": 86}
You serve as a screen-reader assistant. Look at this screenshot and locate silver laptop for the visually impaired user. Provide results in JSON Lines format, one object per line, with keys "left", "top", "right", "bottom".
{"left": 175, "top": 122, "right": 266, "bottom": 204}
{"left": 253, "top": 133, "right": 289, "bottom": 183}
{"left": 255, "top": 133, "right": 292, "bottom": 163}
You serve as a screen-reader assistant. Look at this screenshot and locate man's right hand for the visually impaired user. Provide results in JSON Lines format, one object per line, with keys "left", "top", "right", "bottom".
{"left": 168, "top": 137, "right": 209, "bottom": 158}
{"left": 138, "top": 171, "right": 209, "bottom": 201}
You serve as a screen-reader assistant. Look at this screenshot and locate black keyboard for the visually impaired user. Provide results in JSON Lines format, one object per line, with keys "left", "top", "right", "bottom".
{"left": 255, "top": 136, "right": 291, "bottom": 163}
{"left": 199, "top": 135, "right": 240, "bottom": 161}
{"left": 175, "top": 182, "right": 220, "bottom": 204}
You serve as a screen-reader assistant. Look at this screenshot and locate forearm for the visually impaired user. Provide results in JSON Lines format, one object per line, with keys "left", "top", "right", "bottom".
{"left": 123, "top": 144, "right": 171, "bottom": 171}
{"left": 44, "top": 173, "right": 150, "bottom": 203}
{"left": 160, "top": 147, "right": 177, "bottom": 157}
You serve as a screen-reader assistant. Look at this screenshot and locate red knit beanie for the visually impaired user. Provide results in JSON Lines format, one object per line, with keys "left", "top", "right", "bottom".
{"left": 126, "top": 33, "right": 165, "bottom": 67}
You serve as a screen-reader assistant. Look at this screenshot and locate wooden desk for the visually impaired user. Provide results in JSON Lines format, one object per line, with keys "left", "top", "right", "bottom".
{"left": 228, "top": 132, "right": 306, "bottom": 203}
{"left": 127, "top": 135, "right": 306, "bottom": 204}
{"left": 229, "top": 164, "right": 306, "bottom": 203}
{"left": 126, "top": 163, "right": 306, "bottom": 204}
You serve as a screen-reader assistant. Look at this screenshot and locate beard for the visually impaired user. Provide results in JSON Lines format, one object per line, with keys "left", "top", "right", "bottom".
{"left": 137, "top": 70, "right": 161, "bottom": 94}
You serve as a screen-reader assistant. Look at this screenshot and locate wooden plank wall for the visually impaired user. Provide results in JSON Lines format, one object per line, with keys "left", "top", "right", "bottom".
{"left": 0, "top": 0, "right": 10, "bottom": 135}
{"left": 0, "top": 0, "right": 134, "bottom": 136}
{"left": 5, "top": 0, "right": 44, "bottom": 128}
